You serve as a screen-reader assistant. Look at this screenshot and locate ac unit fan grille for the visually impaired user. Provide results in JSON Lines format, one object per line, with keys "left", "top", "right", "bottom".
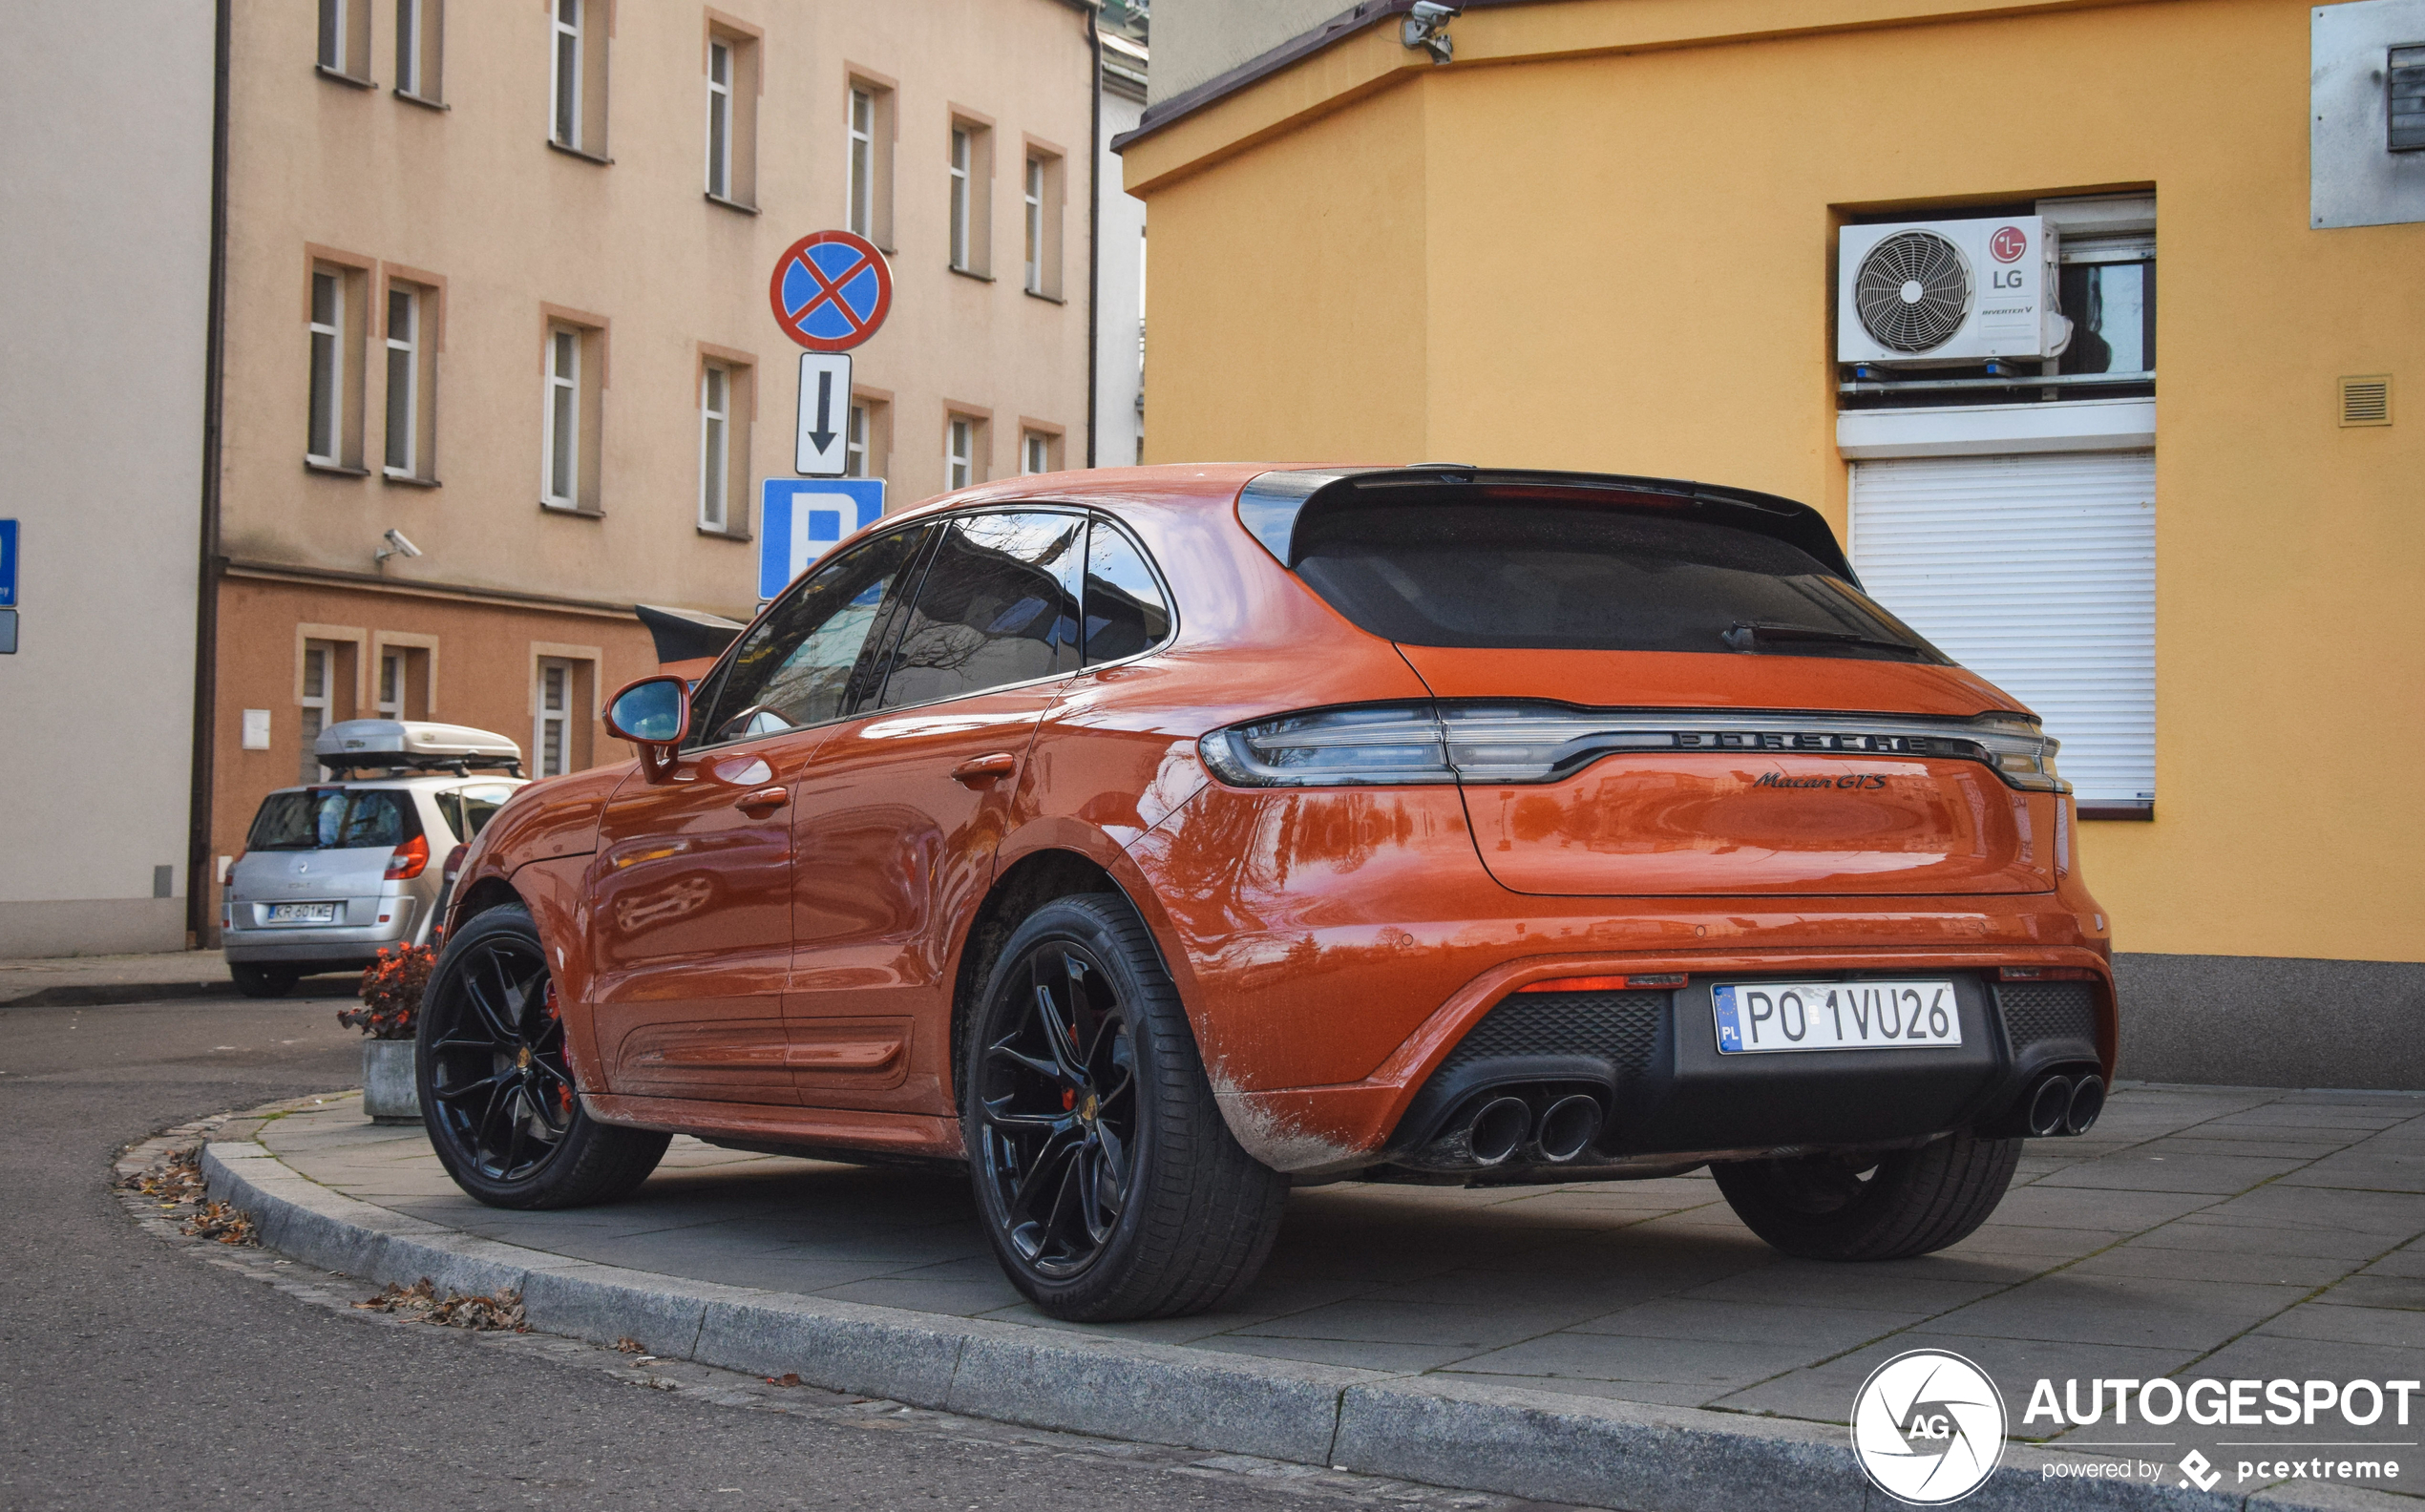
{"left": 1855, "top": 230, "right": 1972, "bottom": 353}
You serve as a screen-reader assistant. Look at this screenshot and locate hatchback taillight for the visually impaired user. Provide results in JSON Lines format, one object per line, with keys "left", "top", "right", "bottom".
{"left": 385, "top": 833, "right": 431, "bottom": 880}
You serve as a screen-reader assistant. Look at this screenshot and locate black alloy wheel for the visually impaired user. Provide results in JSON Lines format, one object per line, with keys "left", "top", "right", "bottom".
{"left": 975, "top": 937, "right": 1140, "bottom": 1279}
{"left": 424, "top": 928, "right": 574, "bottom": 1183}
{"left": 417, "top": 903, "right": 667, "bottom": 1208}
{"left": 963, "top": 894, "right": 1288, "bottom": 1321}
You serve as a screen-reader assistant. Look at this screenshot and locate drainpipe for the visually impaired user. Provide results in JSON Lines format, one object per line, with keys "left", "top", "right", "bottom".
{"left": 1085, "top": 3, "right": 1102, "bottom": 468}
{"left": 185, "top": 0, "right": 232, "bottom": 949}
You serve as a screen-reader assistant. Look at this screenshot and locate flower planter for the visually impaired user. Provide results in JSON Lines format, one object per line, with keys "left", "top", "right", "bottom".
{"left": 362, "top": 1039, "right": 421, "bottom": 1124}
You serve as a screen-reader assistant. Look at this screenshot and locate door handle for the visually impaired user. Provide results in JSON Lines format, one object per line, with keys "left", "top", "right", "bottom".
{"left": 951, "top": 752, "right": 1019, "bottom": 786}
{"left": 733, "top": 786, "right": 790, "bottom": 813}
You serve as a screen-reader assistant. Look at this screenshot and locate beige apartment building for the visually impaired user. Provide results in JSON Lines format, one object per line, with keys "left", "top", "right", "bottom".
{"left": 204, "top": 0, "right": 1107, "bottom": 932}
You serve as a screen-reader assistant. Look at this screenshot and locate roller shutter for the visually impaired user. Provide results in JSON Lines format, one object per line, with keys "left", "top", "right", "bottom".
{"left": 1848, "top": 451, "right": 2155, "bottom": 807}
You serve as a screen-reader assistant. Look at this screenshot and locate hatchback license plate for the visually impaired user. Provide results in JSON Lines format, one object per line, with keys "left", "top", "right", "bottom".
{"left": 1713, "top": 980, "right": 1961, "bottom": 1054}
{"left": 268, "top": 902, "right": 339, "bottom": 924}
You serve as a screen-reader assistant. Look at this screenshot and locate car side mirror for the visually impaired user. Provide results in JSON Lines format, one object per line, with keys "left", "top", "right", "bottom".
{"left": 604, "top": 675, "right": 691, "bottom": 784}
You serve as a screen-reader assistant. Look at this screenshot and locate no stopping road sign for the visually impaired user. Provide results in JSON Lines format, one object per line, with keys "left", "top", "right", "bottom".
{"left": 770, "top": 231, "right": 892, "bottom": 352}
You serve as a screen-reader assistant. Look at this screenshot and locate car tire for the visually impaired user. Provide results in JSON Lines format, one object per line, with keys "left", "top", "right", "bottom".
{"left": 416, "top": 902, "right": 668, "bottom": 1209}
{"left": 229, "top": 963, "right": 300, "bottom": 998}
{"left": 962, "top": 892, "right": 1288, "bottom": 1322}
{"left": 1711, "top": 1131, "right": 2021, "bottom": 1261}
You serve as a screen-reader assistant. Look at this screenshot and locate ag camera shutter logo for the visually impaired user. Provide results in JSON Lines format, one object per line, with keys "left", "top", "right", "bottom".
{"left": 1851, "top": 1349, "right": 2007, "bottom": 1504}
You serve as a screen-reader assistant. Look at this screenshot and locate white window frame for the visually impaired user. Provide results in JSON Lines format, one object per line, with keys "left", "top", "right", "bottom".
{"left": 307, "top": 269, "right": 342, "bottom": 465}
{"left": 543, "top": 326, "right": 580, "bottom": 509}
{"left": 705, "top": 39, "right": 732, "bottom": 199}
{"left": 396, "top": 0, "right": 423, "bottom": 95}
{"left": 550, "top": 0, "right": 582, "bottom": 148}
{"left": 318, "top": 0, "right": 347, "bottom": 71}
{"left": 300, "top": 642, "right": 334, "bottom": 783}
{"left": 1024, "top": 158, "right": 1044, "bottom": 294}
{"left": 949, "top": 128, "right": 971, "bottom": 271}
{"left": 383, "top": 286, "right": 418, "bottom": 477}
{"left": 536, "top": 659, "right": 574, "bottom": 778}
{"left": 845, "top": 402, "right": 869, "bottom": 477}
{"left": 377, "top": 650, "right": 403, "bottom": 718}
{"left": 1023, "top": 430, "right": 1048, "bottom": 475}
{"left": 699, "top": 363, "right": 730, "bottom": 532}
{"left": 848, "top": 89, "right": 875, "bottom": 238}
{"left": 947, "top": 416, "right": 974, "bottom": 491}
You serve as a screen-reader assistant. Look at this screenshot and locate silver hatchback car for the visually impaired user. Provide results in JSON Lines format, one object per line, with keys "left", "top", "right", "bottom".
{"left": 221, "top": 721, "right": 525, "bottom": 998}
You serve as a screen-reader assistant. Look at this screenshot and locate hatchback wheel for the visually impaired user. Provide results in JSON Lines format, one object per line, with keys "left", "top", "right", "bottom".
{"left": 229, "top": 963, "right": 300, "bottom": 998}
{"left": 1712, "top": 1130, "right": 2021, "bottom": 1261}
{"left": 417, "top": 903, "right": 667, "bottom": 1208}
{"left": 965, "top": 894, "right": 1287, "bottom": 1321}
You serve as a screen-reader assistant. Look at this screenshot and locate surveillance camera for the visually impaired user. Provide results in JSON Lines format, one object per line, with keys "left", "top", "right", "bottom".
{"left": 1402, "top": 2, "right": 1460, "bottom": 62}
{"left": 384, "top": 529, "right": 422, "bottom": 558}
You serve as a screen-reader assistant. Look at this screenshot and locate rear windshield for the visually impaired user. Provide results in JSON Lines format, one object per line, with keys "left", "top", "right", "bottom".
{"left": 1293, "top": 502, "right": 1945, "bottom": 661}
{"left": 245, "top": 789, "right": 422, "bottom": 851}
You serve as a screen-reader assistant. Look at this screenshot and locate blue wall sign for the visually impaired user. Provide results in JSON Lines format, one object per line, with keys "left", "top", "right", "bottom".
{"left": 0, "top": 519, "right": 17, "bottom": 607}
{"left": 757, "top": 480, "right": 886, "bottom": 601}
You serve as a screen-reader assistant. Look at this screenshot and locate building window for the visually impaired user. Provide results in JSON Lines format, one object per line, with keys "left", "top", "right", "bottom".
{"left": 1022, "top": 429, "right": 1055, "bottom": 474}
{"left": 383, "top": 285, "right": 420, "bottom": 477}
{"left": 948, "top": 118, "right": 991, "bottom": 275}
{"left": 395, "top": 0, "right": 444, "bottom": 102}
{"left": 537, "top": 659, "right": 573, "bottom": 777}
{"left": 845, "top": 76, "right": 896, "bottom": 247}
{"left": 300, "top": 640, "right": 340, "bottom": 782}
{"left": 317, "top": 0, "right": 370, "bottom": 78}
{"left": 1023, "top": 151, "right": 1064, "bottom": 298}
{"left": 700, "top": 364, "right": 730, "bottom": 531}
{"left": 703, "top": 27, "right": 758, "bottom": 207}
{"left": 947, "top": 415, "right": 977, "bottom": 491}
{"left": 844, "top": 403, "right": 869, "bottom": 476}
{"left": 544, "top": 327, "right": 580, "bottom": 507}
{"left": 549, "top": 0, "right": 608, "bottom": 158}
{"left": 376, "top": 645, "right": 431, "bottom": 721}
{"left": 308, "top": 271, "right": 344, "bottom": 465}
{"left": 306, "top": 261, "right": 368, "bottom": 469}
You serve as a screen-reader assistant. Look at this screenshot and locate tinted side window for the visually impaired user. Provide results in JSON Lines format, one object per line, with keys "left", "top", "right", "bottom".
{"left": 875, "top": 512, "right": 1083, "bottom": 708}
{"left": 696, "top": 527, "right": 930, "bottom": 746}
{"left": 435, "top": 784, "right": 517, "bottom": 843}
{"left": 1082, "top": 518, "right": 1171, "bottom": 663}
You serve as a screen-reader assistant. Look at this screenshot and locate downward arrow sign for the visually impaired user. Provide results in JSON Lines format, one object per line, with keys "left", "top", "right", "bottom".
{"left": 807, "top": 368, "right": 836, "bottom": 452}
{"left": 794, "top": 352, "right": 852, "bottom": 475}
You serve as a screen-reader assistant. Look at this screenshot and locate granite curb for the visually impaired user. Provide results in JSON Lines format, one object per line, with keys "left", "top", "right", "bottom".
{"left": 198, "top": 1126, "right": 2390, "bottom": 1512}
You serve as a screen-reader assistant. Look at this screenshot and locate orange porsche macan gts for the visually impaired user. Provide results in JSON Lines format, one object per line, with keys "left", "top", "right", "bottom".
{"left": 422, "top": 464, "right": 2116, "bottom": 1322}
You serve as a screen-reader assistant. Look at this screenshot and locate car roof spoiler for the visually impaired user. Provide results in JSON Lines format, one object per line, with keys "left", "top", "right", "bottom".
{"left": 1234, "top": 466, "right": 1860, "bottom": 585}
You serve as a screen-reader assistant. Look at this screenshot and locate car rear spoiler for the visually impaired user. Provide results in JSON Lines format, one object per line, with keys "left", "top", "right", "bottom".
{"left": 1234, "top": 466, "right": 1861, "bottom": 585}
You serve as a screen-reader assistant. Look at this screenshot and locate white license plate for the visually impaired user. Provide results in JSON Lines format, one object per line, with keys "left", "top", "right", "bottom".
{"left": 1713, "top": 980, "right": 1962, "bottom": 1054}
{"left": 268, "top": 902, "right": 339, "bottom": 924}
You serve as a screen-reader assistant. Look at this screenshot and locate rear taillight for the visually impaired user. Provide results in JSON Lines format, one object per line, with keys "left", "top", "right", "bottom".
{"left": 385, "top": 833, "right": 431, "bottom": 880}
{"left": 1200, "top": 703, "right": 2071, "bottom": 793}
{"left": 1519, "top": 973, "right": 1688, "bottom": 994}
{"left": 441, "top": 843, "right": 469, "bottom": 885}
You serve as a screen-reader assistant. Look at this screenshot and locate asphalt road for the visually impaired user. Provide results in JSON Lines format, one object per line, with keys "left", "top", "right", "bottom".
{"left": 0, "top": 991, "right": 1432, "bottom": 1512}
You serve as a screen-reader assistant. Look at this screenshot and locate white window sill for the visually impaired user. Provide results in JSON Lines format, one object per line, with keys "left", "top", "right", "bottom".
{"left": 1835, "top": 397, "right": 2156, "bottom": 460}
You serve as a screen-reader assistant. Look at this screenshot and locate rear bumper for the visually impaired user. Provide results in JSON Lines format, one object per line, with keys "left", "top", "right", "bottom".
{"left": 222, "top": 918, "right": 413, "bottom": 964}
{"left": 1127, "top": 785, "right": 2114, "bottom": 1175}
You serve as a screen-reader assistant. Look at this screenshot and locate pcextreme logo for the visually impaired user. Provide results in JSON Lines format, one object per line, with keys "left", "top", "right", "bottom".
{"left": 1851, "top": 1350, "right": 2007, "bottom": 1504}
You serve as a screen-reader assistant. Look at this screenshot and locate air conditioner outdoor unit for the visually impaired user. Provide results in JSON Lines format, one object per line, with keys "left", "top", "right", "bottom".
{"left": 1837, "top": 215, "right": 2072, "bottom": 367}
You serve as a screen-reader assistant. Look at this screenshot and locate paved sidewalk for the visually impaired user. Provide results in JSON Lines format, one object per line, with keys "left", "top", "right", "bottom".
{"left": 242, "top": 1081, "right": 2425, "bottom": 1505}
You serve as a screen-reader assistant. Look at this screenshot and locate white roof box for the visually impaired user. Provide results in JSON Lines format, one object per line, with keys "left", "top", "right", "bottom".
{"left": 314, "top": 720, "right": 524, "bottom": 773}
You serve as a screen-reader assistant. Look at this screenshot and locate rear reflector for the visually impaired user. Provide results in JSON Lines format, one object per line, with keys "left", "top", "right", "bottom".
{"left": 1519, "top": 973, "right": 1687, "bottom": 994}
{"left": 1998, "top": 966, "right": 2098, "bottom": 982}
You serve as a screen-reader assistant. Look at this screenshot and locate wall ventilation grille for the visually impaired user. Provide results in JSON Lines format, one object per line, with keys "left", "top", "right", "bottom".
{"left": 2339, "top": 374, "right": 2393, "bottom": 427}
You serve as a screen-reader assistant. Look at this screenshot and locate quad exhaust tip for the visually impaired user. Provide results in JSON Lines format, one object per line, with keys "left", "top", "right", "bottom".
{"left": 1467, "top": 1096, "right": 1532, "bottom": 1166}
{"left": 2025, "top": 1073, "right": 2105, "bottom": 1138}
{"left": 1530, "top": 1094, "right": 1604, "bottom": 1164}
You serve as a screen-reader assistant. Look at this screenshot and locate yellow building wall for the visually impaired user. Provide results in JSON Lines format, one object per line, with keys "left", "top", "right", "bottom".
{"left": 1133, "top": 0, "right": 2425, "bottom": 964}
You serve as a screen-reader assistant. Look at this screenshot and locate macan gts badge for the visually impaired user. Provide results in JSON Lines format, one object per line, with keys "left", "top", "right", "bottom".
{"left": 422, "top": 464, "right": 2116, "bottom": 1322}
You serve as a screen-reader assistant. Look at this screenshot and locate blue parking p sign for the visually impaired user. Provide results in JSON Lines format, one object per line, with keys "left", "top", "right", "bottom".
{"left": 757, "top": 479, "right": 885, "bottom": 601}
{"left": 0, "top": 519, "right": 17, "bottom": 607}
